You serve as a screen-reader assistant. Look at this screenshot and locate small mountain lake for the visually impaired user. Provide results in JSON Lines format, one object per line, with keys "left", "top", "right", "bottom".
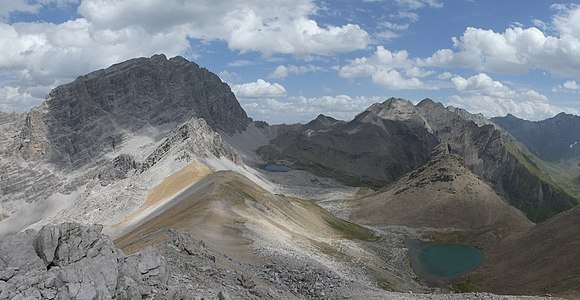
{"left": 407, "top": 239, "right": 485, "bottom": 282}
{"left": 262, "top": 164, "right": 294, "bottom": 172}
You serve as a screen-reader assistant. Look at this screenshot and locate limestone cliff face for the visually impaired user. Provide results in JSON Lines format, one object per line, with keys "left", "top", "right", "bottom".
{"left": 16, "top": 54, "right": 250, "bottom": 168}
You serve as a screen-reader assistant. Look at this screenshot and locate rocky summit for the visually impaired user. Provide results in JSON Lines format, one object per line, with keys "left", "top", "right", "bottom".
{"left": 0, "top": 55, "right": 578, "bottom": 299}
{"left": 17, "top": 54, "right": 249, "bottom": 168}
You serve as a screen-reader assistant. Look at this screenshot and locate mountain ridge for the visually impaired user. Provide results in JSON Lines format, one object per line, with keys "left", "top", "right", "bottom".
{"left": 0, "top": 54, "right": 578, "bottom": 299}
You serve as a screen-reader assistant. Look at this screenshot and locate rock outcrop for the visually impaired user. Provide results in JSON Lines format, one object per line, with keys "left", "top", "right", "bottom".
{"left": 140, "top": 117, "right": 242, "bottom": 172}
{"left": 0, "top": 223, "right": 170, "bottom": 300}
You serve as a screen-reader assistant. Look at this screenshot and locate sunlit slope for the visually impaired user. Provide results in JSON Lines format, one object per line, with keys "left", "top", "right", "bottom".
{"left": 115, "top": 170, "right": 376, "bottom": 261}
{"left": 350, "top": 145, "right": 533, "bottom": 247}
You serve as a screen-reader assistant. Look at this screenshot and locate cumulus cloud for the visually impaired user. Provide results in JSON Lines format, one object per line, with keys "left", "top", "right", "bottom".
{"left": 0, "top": 0, "right": 39, "bottom": 20}
{"left": 554, "top": 79, "right": 580, "bottom": 93}
{"left": 269, "top": 64, "right": 323, "bottom": 79}
{"left": 562, "top": 80, "right": 580, "bottom": 90}
{"left": 338, "top": 46, "right": 436, "bottom": 90}
{"left": 78, "top": 0, "right": 369, "bottom": 56}
{"left": 448, "top": 73, "right": 573, "bottom": 120}
{"left": 231, "top": 79, "right": 287, "bottom": 99}
{"left": 0, "top": 86, "right": 38, "bottom": 112}
{"left": 437, "top": 71, "right": 454, "bottom": 80}
{"left": 425, "top": 5, "right": 580, "bottom": 77}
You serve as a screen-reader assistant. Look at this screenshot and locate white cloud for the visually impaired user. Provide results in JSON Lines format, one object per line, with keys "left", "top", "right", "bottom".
{"left": 338, "top": 46, "right": 436, "bottom": 90}
{"left": 380, "top": 21, "right": 410, "bottom": 31}
{"left": 563, "top": 80, "right": 580, "bottom": 90}
{"left": 0, "top": 1, "right": 39, "bottom": 20}
{"left": 397, "top": 0, "right": 442, "bottom": 9}
{"left": 269, "top": 64, "right": 323, "bottom": 79}
{"left": 227, "top": 60, "right": 254, "bottom": 67}
{"left": 552, "top": 4, "right": 580, "bottom": 39}
{"left": 437, "top": 71, "right": 453, "bottom": 80}
{"left": 532, "top": 19, "right": 548, "bottom": 31}
{"left": 425, "top": 5, "right": 580, "bottom": 77}
{"left": 231, "top": 79, "right": 287, "bottom": 99}
{"left": 0, "top": 0, "right": 79, "bottom": 20}
{"left": 241, "top": 94, "right": 381, "bottom": 124}
{"left": 217, "top": 70, "right": 241, "bottom": 84}
{"left": 364, "top": 0, "right": 442, "bottom": 9}
{"left": 269, "top": 66, "right": 289, "bottom": 79}
{"left": 0, "top": 86, "right": 39, "bottom": 112}
{"left": 78, "top": 0, "right": 370, "bottom": 56}
{"left": 448, "top": 73, "right": 574, "bottom": 120}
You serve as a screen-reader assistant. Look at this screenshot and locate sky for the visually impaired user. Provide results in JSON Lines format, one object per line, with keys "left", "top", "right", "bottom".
{"left": 1, "top": 1, "right": 580, "bottom": 124}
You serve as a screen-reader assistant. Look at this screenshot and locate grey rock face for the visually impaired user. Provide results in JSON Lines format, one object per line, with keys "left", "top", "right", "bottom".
{"left": 0, "top": 223, "right": 170, "bottom": 300}
{"left": 141, "top": 117, "right": 242, "bottom": 172}
{"left": 16, "top": 54, "right": 250, "bottom": 169}
{"left": 446, "top": 106, "right": 497, "bottom": 128}
{"left": 0, "top": 55, "right": 247, "bottom": 226}
{"left": 417, "top": 99, "right": 577, "bottom": 222}
{"left": 97, "top": 154, "right": 138, "bottom": 185}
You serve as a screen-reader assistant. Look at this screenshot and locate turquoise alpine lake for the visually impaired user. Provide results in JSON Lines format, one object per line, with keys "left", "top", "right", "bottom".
{"left": 408, "top": 240, "right": 485, "bottom": 280}
{"left": 262, "top": 164, "right": 294, "bottom": 172}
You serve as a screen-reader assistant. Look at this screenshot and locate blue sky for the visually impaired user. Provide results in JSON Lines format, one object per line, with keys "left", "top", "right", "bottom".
{"left": 1, "top": 0, "right": 580, "bottom": 124}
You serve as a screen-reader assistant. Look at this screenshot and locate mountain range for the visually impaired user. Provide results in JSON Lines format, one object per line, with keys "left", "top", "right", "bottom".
{"left": 0, "top": 55, "right": 578, "bottom": 299}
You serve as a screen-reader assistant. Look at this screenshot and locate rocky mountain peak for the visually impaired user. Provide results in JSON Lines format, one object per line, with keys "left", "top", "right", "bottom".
{"left": 446, "top": 106, "right": 496, "bottom": 127}
{"left": 357, "top": 97, "right": 429, "bottom": 126}
{"left": 14, "top": 54, "right": 250, "bottom": 168}
{"left": 416, "top": 98, "right": 441, "bottom": 108}
{"left": 304, "top": 114, "right": 343, "bottom": 130}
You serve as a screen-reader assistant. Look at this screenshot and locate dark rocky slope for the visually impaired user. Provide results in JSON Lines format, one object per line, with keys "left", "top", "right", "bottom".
{"left": 492, "top": 113, "right": 580, "bottom": 162}
{"left": 260, "top": 98, "right": 578, "bottom": 222}
{"left": 258, "top": 99, "right": 439, "bottom": 187}
{"left": 416, "top": 99, "right": 578, "bottom": 222}
{"left": 473, "top": 204, "right": 580, "bottom": 297}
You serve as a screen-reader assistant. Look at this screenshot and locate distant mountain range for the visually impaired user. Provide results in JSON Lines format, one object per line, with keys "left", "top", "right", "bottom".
{"left": 0, "top": 54, "right": 579, "bottom": 299}
{"left": 493, "top": 113, "right": 580, "bottom": 162}
{"left": 259, "top": 97, "right": 578, "bottom": 222}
